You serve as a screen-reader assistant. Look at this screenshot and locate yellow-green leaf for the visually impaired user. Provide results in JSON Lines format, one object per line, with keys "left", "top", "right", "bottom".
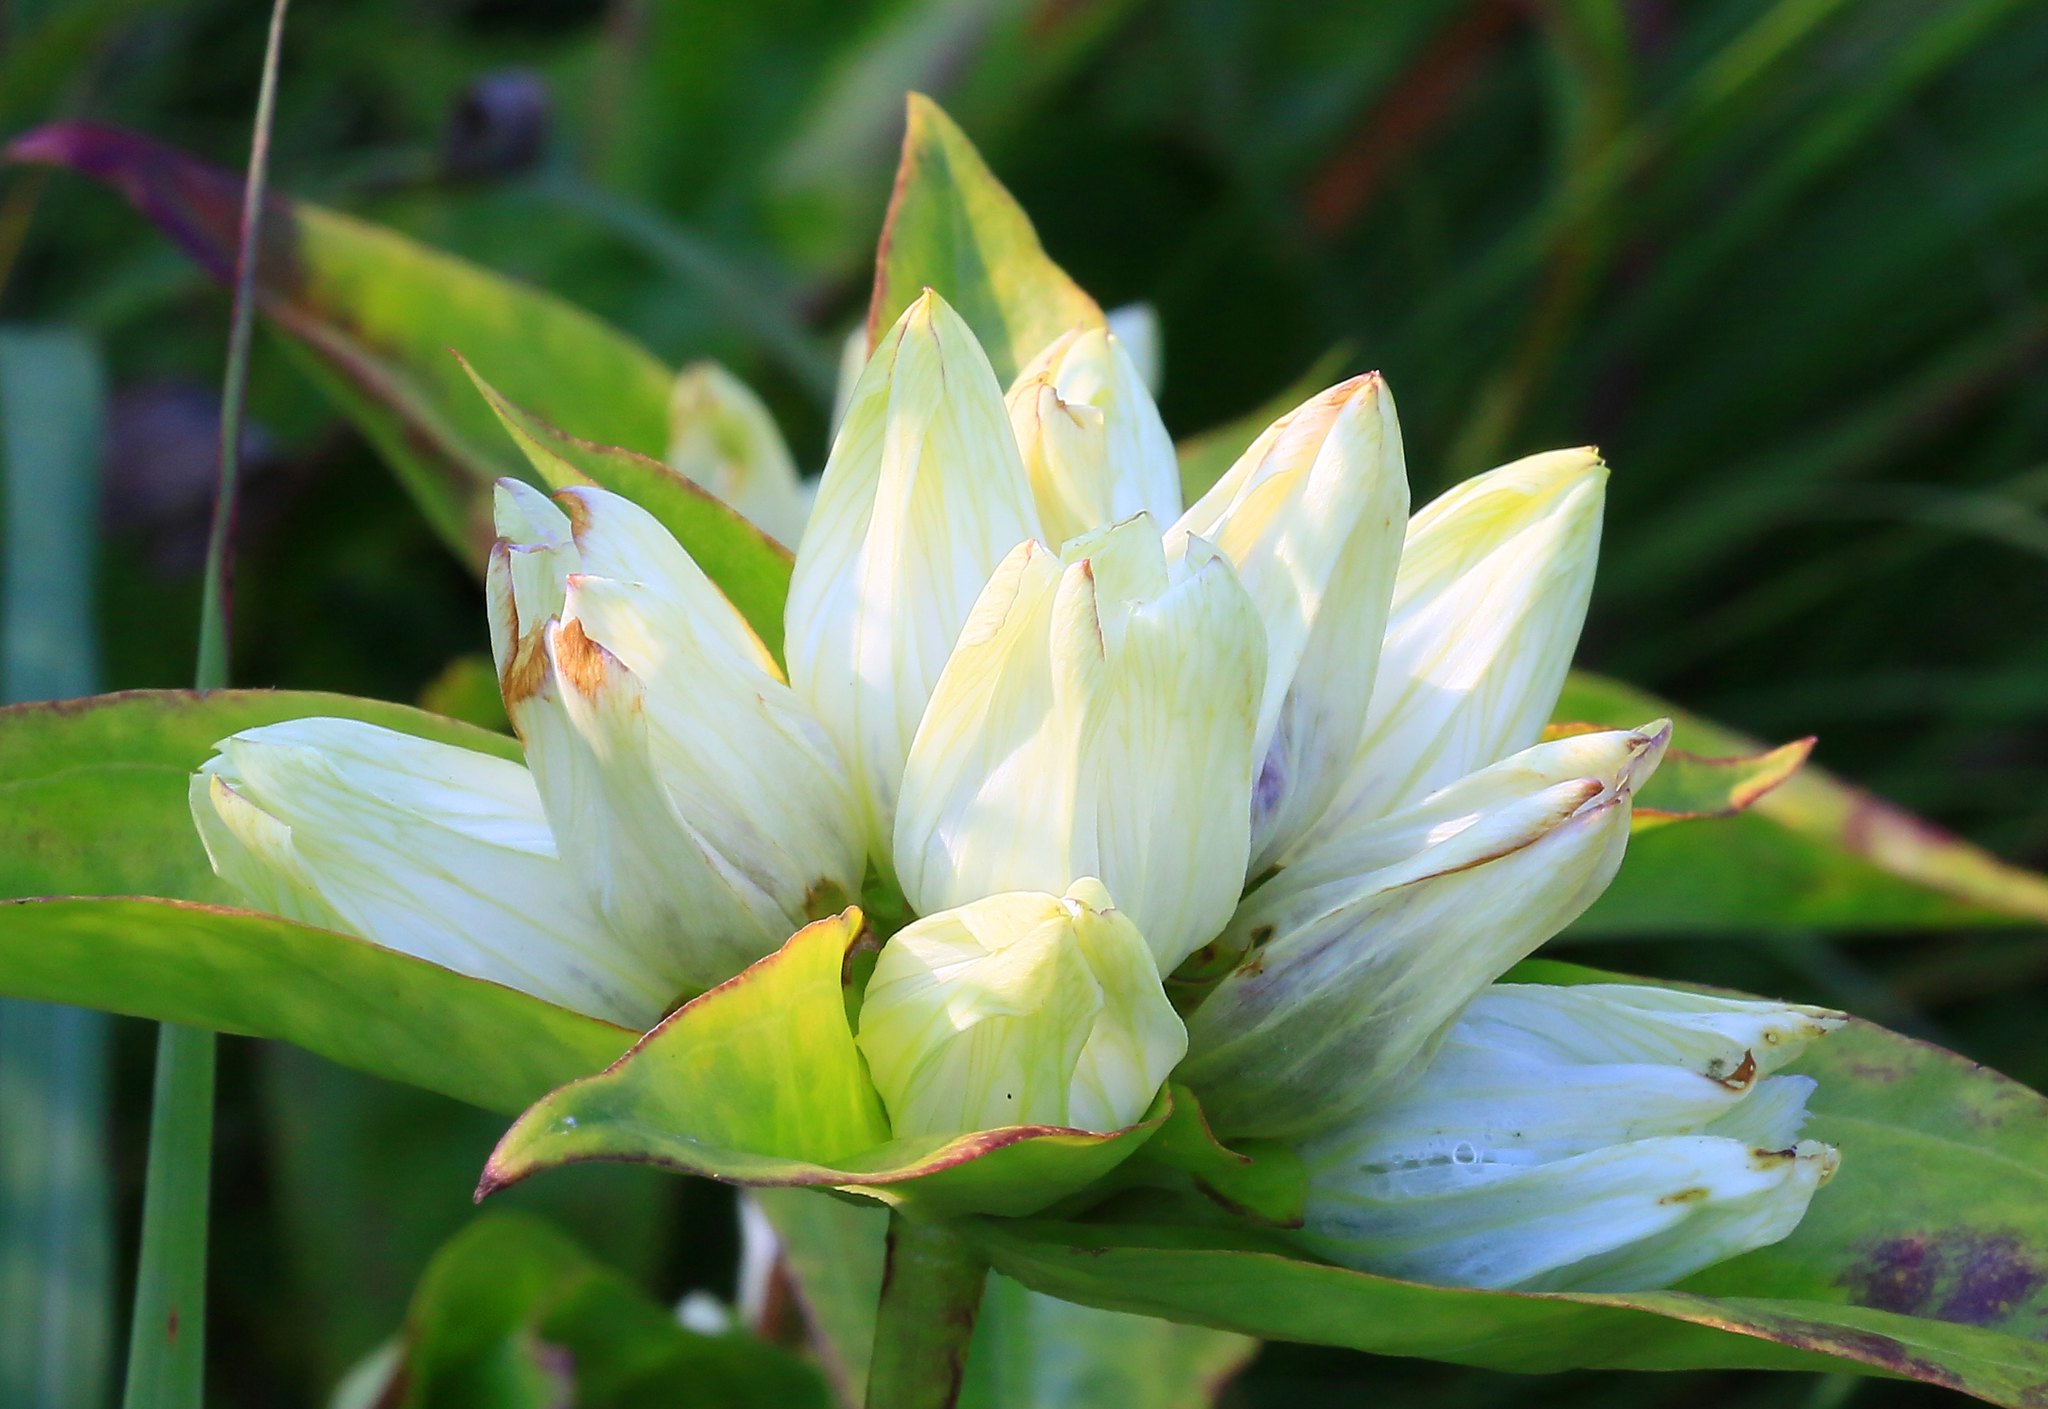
{"left": 483, "top": 911, "right": 1165, "bottom": 1219}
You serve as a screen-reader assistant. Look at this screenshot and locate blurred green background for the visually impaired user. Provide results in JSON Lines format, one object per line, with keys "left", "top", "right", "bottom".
{"left": 2, "top": 0, "right": 2045, "bottom": 1403}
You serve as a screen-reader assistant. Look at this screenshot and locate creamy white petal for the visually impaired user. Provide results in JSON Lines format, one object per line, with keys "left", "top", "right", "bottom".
{"left": 1103, "top": 302, "right": 1163, "bottom": 395}
{"left": 1008, "top": 325, "right": 1180, "bottom": 548}
{"left": 1179, "top": 723, "right": 1668, "bottom": 1139}
{"left": 786, "top": 291, "right": 1044, "bottom": 854}
{"left": 894, "top": 518, "right": 1267, "bottom": 971}
{"left": 855, "top": 879, "right": 1186, "bottom": 1137}
{"left": 1457, "top": 983, "right": 1845, "bottom": 1086}
{"left": 1302, "top": 448, "right": 1605, "bottom": 852}
{"left": 1293, "top": 977, "right": 1841, "bottom": 1289}
{"left": 1170, "top": 374, "right": 1409, "bottom": 869}
{"left": 1303, "top": 981, "right": 1841, "bottom": 1175}
{"left": 829, "top": 323, "right": 868, "bottom": 437}
{"left": 493, "top": 483, "right": 866, "bottom": 994}
{"left": 189, "top": 718, "right": 670, "bottom": 1026}
{"left": 1294, "top": 1134, "right": 1837, "bottom": 1292}
{"left": 666, "top": 359, "right": 811, "bottom": 546}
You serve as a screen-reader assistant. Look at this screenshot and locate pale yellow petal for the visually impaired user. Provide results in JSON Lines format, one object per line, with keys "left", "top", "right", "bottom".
{"left": 786, "top": 290, "right": 1044, "bottom": 854}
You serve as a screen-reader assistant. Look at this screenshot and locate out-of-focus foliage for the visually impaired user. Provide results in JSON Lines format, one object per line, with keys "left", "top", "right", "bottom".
{"left": 336, "top": 1212, "right": 832, "bottom": 1409}
{"left": 4, "top": 0, "right": 2047, "bottom": 1404}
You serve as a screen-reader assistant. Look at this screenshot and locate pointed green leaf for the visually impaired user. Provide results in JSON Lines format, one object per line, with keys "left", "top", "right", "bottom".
{"left": 0, "top": 898, "right": 630, "bottom": 1115}
{"left": 868, "top": 95, "right": 1101, "bottom": 384}
{"left": 0, "top": 690, "right": 517, "bottom": 905}
{"left": 7, "top": 122, "right": 673, "bottom": 562}
{"left": 483, "top": 912, "right": 1166, "bottom": 1218}
{"left": 460, "top": 358, "right": 793, "bottom": 659}
{"left": 1543, "top": 721, "right": 1814, "bottom": 833}
{"left": 1556, "top": 672, "right": 2048, "bottom": 932}
{"left": 966, "top": 966, "right": 2048, "bottom": 1407}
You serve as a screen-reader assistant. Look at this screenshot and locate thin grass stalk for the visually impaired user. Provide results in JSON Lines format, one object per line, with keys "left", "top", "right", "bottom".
{"left": 123, "top": 2, "right": 290, "bottom": 1403}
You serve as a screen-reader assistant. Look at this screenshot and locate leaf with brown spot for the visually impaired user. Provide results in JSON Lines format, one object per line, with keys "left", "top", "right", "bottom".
{"left": 963, "top": 960, "right": 2048, "bottom": 1406}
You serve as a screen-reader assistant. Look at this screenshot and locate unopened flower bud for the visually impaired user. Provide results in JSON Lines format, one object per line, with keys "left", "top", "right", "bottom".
{"left": 1291, "top": 982, "right": 1843, "bottom": 1291}
{"left": 190, "top": 718, "right": 671, "bottom": 1026}
{"left": 856, "top": 879, "right": 1185, "bottom": 1137}
{"left": 1007, "top": 325, "right": 1178, "bottom": 548}
{"left": 1181, "top": 722, "right": 1670, "bottom": 1139}
{"left": 786, "top": 290, "right": 1044, "bottom": 853}
{"left": 490, "top": 480, "right": 865, "bottom": 995}
{"left": 894, "top": 518, "right": 1266, "bottom": 972}
{"left": 1300, "top": 449, "right": 1605, "bottom": 855}
{"left": 1169, "top": 373, "right": 1408, "bottom": 868}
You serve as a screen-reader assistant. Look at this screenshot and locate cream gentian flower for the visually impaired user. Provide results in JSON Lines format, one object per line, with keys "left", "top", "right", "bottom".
{"left": 1292, "top": 983, "right": 1843, "bottom": 1290}
{"left": 1169, "top": 374, "right": 1408, "bottom": 868}
{"left": 1295, "top": 449, "right": 1606, "bottom": 855}
{"left": 856, "top": 878, "right": 1185, "bottom": 1136}
{"left": 190, "top": 476, "right": 869, "bottom": 1024}
{"left": 189, "top": 282, "right": 1839, "bottom": 1291}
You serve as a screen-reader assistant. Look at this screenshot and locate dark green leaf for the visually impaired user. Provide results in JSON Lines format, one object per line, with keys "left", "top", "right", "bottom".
{"left": 967, "top": 966, "right": 2048, "bottom": 1406}
{"left": 370, "top": 1212, "right": 830, "bottom": 1409}
{"left": 0, "top": 897, "right": 629, "bottom": 1115}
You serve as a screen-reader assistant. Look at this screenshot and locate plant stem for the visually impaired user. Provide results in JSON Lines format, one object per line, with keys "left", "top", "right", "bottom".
{"left": 120, "top": 1031, "right": 215, "bottom": 1405}
{"left": 194, "top": 0, "right": 290, "bottom": 691}
{"left": 124, "top": 3, "right": 289, "bottom": 1404}
{"left": 864, "top": 1213, "right": 988, "bottom": 1409}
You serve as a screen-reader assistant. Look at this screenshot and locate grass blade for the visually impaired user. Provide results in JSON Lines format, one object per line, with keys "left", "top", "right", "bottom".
{"left": 125, "top": 1, "right": 290, "bottom": 1403}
